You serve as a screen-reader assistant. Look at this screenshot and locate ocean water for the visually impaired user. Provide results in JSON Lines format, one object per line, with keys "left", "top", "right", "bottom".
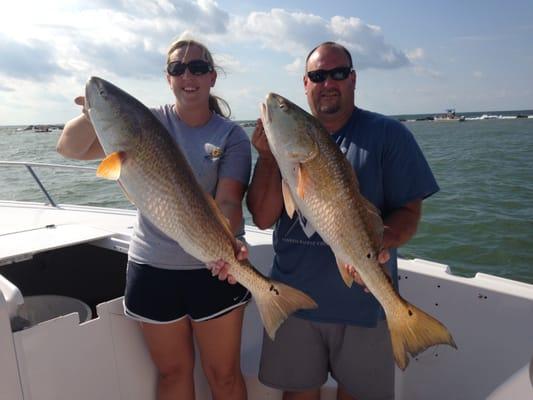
{"left": 1, "top": 116, "right": 532, "bottom": 284}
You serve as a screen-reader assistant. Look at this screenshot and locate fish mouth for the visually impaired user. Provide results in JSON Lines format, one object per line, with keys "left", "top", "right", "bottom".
{"left": 262, "top": 92, "right": 287, "bottom": 125}
{"left": 261, "top": 98, "right": 271, "bottom": 125}
{"left": 85, "top": 76, "right": 108, "bottom": 109}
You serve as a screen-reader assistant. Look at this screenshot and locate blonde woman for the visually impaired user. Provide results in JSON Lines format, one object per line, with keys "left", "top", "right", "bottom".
{"left": 57, "top": 36, "right": 251, "bottom": 400}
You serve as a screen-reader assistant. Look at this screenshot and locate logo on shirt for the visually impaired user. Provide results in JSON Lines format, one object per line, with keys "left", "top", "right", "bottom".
{"left": 297, "top": 212, "right": 317, "bottom": 238}
{"left": 204, "top": 143, "right": 223, "bottom": 160}
{"left": 284, "top": 211, "right": 317, "bottom": 239}
{"left": 281, "top": 213, "right": 329, "bottom": 246}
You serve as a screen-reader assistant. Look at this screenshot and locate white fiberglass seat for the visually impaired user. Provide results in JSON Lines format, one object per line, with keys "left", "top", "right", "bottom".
{"left": 0, "top": 273, "right": 92, "bottom": 330}
{"left": 0, "top": 273, "right": 24, "bottom": 320}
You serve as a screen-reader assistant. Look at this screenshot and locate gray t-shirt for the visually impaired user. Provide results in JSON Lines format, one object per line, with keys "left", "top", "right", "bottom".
{"left": 128, "top": 104, "right": 251, "bottom": 270}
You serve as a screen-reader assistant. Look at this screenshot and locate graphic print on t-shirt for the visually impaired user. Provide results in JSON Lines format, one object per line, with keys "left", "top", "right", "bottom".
{"left": 297, "top": 211, "right": 316, "bottom": 239}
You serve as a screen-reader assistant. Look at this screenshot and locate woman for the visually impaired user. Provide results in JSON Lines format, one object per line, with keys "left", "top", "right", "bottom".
{"left": 56, "top": 37, "right": 251, "bottom": 400}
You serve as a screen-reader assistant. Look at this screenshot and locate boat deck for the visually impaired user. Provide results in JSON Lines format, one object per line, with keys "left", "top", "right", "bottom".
{"left": 1, "top": 200, "right": 532, "bottom": 400}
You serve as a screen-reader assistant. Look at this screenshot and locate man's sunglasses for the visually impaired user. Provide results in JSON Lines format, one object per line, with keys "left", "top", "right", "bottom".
{"left": 307, "top": 67, "right": 353, "bottom": 83}
{"left": 167, "top": 59, "right": 213, "bottom": 76}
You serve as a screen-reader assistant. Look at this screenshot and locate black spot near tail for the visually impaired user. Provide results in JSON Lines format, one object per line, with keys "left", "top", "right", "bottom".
{"left": 269, "top": 285, "right": 280, "bottom": 296}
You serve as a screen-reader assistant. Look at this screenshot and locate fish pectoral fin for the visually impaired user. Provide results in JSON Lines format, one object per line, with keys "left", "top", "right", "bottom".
{"left": 335, "top": 257, "right": 354, "bottom": 287}
{"left": 288, "top": 141, "right": 318, "bottom": 163}
{"left": 296, "top": 164, "right": 312, "bottom": 199}
{"left": 96, "top": 151, "right": 125, "bottom": 180}
{"left": 281, "top": 180, "right": 297, "bottom": 218}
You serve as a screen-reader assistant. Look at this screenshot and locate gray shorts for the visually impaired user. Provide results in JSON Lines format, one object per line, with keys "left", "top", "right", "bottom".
{"left": 259, "top": 316, "right": 394, "bottom": 400}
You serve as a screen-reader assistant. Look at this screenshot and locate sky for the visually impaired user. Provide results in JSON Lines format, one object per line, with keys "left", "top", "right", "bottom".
{"left": 0, "top": 0, "right": 532, "bottom": 125}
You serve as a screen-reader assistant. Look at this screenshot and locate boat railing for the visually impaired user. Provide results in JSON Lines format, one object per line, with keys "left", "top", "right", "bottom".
{"left": 0, "top": 161, "right": 95, "bottom": 208}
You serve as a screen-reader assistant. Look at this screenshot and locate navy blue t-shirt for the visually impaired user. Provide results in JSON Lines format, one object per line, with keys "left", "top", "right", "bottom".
{"left": 271, "top": 107, "right": 439, "bottom": 326}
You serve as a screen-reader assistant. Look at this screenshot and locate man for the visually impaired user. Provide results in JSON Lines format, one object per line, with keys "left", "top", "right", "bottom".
{"left": 210, "top": 41, "right": 439, "bottom": 399}
{"left": 245, "top": 42, "right": 439, "bottom": 400}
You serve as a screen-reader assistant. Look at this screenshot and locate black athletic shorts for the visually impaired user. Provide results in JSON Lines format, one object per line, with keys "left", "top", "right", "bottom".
{"left": 124, "top": 261, "right": 251, "bottom": 323}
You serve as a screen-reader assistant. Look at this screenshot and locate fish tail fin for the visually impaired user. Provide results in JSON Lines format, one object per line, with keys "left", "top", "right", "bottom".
{"left": 387, "top": 299, "right": 457, "bottom": 370}
{"left": 254, "top": 281, "right": 317, "bottom": 340}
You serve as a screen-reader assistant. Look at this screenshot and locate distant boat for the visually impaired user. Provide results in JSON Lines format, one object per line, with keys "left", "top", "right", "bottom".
{"left": 16, "top": 124, "right": 64, "bottom": 133}
{"left": 240, "top": 121, "right": 257, "bottom": 128}
{"left": 433, "top": 108, "right": 465, "bottom": 121}
{"left": 33, "top": 126, "right": 51, "bottom": 133}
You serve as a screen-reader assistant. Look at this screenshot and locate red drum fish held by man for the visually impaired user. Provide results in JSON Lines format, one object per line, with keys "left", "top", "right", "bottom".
{"left": 260, "top": 92, "right": 457, "bottom": 370}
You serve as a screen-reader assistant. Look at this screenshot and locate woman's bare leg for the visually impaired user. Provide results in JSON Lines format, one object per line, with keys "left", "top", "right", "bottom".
{"left": 141, "top": 318, "right": 195, "bottom": 400}
{"left": 193, "top": 306, "right": 247, "bottom": 400}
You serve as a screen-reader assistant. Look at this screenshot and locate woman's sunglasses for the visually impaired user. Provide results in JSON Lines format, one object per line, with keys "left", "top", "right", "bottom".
{"left": 167, "top": 59, "right": 213, "bottom": 76}
{"left": 307, "top": 67, "right": 353, "bottom": 83}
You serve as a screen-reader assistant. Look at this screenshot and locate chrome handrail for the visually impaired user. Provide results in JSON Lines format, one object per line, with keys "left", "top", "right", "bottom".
{"left": 0, "top": 161, "right": 95, "bottom": 208}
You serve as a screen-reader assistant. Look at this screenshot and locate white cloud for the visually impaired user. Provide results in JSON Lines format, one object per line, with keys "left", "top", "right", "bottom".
{"left": 214, "top": 53, "right": 246, "bottom": 75}
{"left": 0, "top": 3, "right": 423, "bottom": 123}
{"left": 407, "top": 48, "right": 425, "bottom": 62}
{"left": 406, "top": 48, "right": 443, "bottom": 79}
{"left": 0, "top": 81, "right": 15, "bottom": 92}
{"left": 413, "top": 65, "right": 442, "bottom": 79}
{"left": 0, "top": 0, "right": 231, "bottom": 83}
{"left": 473, "top": 71, "right": 484, "bottom": 79}
{"left": 237, "top": 9, "right": 327, "bottom": 54}
{"left": 0, "top": 4, "right": 411, "bottom": 86}
{"left": 0, "top": 36, "right": 69, "bottom": 80}
{"left": 234, "top": 10, "right": 410, "bottom": 70}
{"left": 284, "top": 58, "right": 303, "bottom": 75}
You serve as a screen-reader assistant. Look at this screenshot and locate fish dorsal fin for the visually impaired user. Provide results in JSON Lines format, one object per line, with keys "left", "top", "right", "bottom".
{"left": 205, "top": 194, "right": 234, "bottom": 242}
{"left": 96, "top": 151, "right": 125, "bottom": 181}
{"left": 335, "top": 256, "right": 354, "bottom": 287}
{"left": 282, "top": 180, "right": 297, "bottom": 218}
{"left": 360, "top": 196, "right": 384, "bottom": 251}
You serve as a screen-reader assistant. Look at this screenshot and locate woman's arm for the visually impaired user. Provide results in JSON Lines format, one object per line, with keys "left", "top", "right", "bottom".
{"left": 209, "top": 177, "right": 248, "bottom": 284}
{"left": 215, "top": 177, "right": 246, "bottom": 236}
{"left": 56, "top": 96, "right": 105, "bottom": 160}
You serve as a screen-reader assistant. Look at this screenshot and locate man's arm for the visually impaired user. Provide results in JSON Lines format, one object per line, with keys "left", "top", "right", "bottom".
{"left": 382, "top": 199, "right": 422, "bottom": 250}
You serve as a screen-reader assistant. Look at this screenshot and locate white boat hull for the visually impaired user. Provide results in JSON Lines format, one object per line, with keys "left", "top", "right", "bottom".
{"left": 1, "top": 200, "right": 532, "bottom": 400}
